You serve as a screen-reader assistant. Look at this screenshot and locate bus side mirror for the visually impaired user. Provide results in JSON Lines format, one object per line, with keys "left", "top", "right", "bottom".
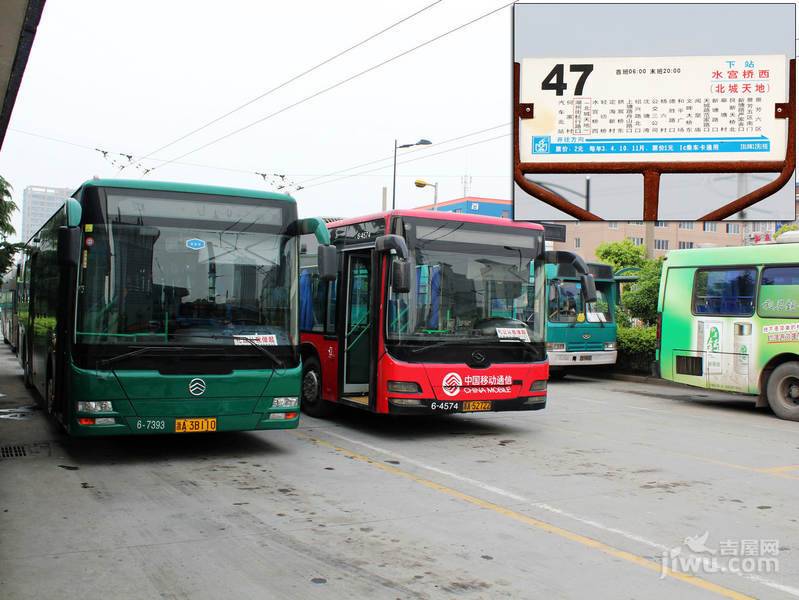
{"left": 581, "top": 274, "right": 597, "bottom": 304}
{"left": 318, "top": 244, "right": 337, "bottom": 281}
{"left": 391, "top": 259, "right": 411, "bottom": 293}
{"left": 57, "top": 226, "right": 80, "bottom": 267}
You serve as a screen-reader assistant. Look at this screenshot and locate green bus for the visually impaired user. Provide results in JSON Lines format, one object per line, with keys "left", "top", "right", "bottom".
{"left": 656, "top": 237, "right": 799, "bottom": 421}
{"left": 546, "top": 262, "right": 617, "bottom": 378}
{"left": 17, "top": 179, "right": 335, "bottom": 435}
{"left": 1, "top": 266, "right": 18, "bottom": 351}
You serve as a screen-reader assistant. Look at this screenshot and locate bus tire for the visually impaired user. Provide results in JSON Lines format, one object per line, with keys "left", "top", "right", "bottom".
{"left": 301, "top": 357, "right": 333, "bottom": 418}
{"left": 22, "top": 341, "right": 33, "bottom": 389}
{"left": 766, "top": 362, "right": 799, "bottom": 421}
{"left": 549, "top": 368, "right": 567, "bottom": 380}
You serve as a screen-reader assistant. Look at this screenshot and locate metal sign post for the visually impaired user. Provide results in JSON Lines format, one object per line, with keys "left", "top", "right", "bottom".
{"left": 514, "top": 56, "right": 795, "bottom": 221}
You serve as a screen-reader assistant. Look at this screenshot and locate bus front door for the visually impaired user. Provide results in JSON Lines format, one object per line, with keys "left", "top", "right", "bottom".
{"left": 342, "top": 251, "right": 372, "bottom": 404}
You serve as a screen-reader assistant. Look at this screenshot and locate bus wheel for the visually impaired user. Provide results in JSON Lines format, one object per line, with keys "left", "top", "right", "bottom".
{"left": 549, "top": 368, "right": 567, "bottom": 380}
{"left": 22, "top": 343, "right": 32, "bottom": 389}
{"left": 301, "top": 357, "right": 333, "bottom": 418}
{"left": 766, "top": 362, "right": 799, "bottom": 421}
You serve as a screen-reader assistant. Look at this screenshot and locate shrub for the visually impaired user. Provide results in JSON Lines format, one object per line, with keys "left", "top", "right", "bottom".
{"left": 616, "top": 326, "right": 657, "bottom": 374}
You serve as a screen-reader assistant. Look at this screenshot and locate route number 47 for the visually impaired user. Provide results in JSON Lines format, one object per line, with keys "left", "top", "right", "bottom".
{"left": 541, "top": 64, "right": 594, "bottom": 96}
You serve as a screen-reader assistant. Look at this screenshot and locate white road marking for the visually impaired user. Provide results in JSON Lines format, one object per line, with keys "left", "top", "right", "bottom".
{"left": 321, "top": 428, "right": 799, "bottom": 598}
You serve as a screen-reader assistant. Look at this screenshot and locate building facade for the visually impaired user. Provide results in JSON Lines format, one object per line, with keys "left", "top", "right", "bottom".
{"left": 21, "top": 185, "right": 72, "bottom": 242}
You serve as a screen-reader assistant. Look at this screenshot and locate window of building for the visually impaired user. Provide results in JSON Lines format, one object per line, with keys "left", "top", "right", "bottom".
{"left": 655, "top": 221, "right": 667, "bottom": 228}
{"left": 654, "top": 239, "right": 669, "bottom": 250}
{"left": 678, "top": 222, "right": 694, "bottom": 230}
{"left": 574, "top": 237, "right": 581, "bottom": 248}
{"left": 726, "top": 223, "right": 740, "bottom": 234}
{"left": 693, "top": 268, "right": 756, "bottom": 315}
{"left": 608, "top": 222, "right": 618, "bottom": 229}
{"left": 703, "top": 222, "right": 717, "bottom": 232}
{"left": 678, "top": 241, "right": 694, "bottom": 249}
{"left": 628, "top": 237, "right": 644, "bottom": 246}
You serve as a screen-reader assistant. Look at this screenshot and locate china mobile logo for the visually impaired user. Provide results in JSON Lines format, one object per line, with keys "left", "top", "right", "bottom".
{"left": 660, "top": 532, "right": 779, "bottom": 579}
{"left": 441, "top": 372, "right": 462, "bottom": 397}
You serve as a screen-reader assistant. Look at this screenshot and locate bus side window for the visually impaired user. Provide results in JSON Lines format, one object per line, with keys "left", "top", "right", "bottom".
{"left": 325, "top": 280, "right": 337, "bottom": 334}
{"left": 759, "top": 266, "right": 799, "bottom": 318}
{"left": 693, "top": 268, "right": 756, "bottom": 316}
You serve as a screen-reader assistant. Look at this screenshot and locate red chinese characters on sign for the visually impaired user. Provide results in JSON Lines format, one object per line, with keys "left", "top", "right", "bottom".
{"left": 709, "top": 59, "right": 771, "bottom": 95}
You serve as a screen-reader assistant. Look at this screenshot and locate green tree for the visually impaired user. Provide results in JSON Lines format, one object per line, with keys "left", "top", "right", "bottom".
{"left": 622, "top": 257, "right": 663, "bottom": 325}
{"left": 595, "top": 238, "right": 646, "bottom": 271}
{"left": 775, "top": 223, "right": 798, "bottom": 238}
{"left": 0, "top": 176, "right": 24, "bottom": 275}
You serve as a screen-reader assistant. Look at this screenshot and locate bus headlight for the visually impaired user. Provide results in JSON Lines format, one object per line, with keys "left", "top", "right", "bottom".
{"left": 546, "top": 343, "right": 565, "bottom": 351}
{"left": 530, "top": 380, "right": 547, "bottom": 391}
{"left": 387, "top": 381, "right": 422, "bottom": 394}
{"left": 604, "top": 342, "right": 617, "bottom": 350}
{"left": 77, "top": 401, "right": 114, "bottom": 413}
{"left": 273, "top": 397, "right": 299, "bottom": 409}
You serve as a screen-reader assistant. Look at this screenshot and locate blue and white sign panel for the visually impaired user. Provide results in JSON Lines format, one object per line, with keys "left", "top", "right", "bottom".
{"left": 186, "top": 238, "right": 206, "bottom": 250}
{"left": 519, "top": 55, "right": 789, "bottom": 164}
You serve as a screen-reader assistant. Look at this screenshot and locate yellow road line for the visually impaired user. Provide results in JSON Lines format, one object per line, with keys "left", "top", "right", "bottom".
{"left": 759, "top": 464, "right": 799, "bottom": 474}
{"left": 298, "top": 432, "right": 753, "bottom": 600}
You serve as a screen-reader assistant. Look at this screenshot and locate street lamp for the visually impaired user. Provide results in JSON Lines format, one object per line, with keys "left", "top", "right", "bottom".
{"left": 393, "top": 138, "right": 432, "bottom": 209}
{"left": 414, "top": 178, "right": 438, "bottom": 209}
{"left": 531, "top": 178, "right": 591, "bottom": 212}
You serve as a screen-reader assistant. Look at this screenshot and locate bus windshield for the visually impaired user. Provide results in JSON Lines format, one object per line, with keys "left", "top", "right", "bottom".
{"left": 76, "top": 189, "right": 297, "bottom": 347}
{"left": 548, "top": 281, "right": 614, "bottom": 323}
{"left": 387, "top": 217, "right": 545, "bottom": 344}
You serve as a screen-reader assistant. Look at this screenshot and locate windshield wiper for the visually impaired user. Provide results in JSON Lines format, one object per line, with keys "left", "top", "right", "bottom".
{"left": 99, "top": 346, "right": 186, "bottom": 368}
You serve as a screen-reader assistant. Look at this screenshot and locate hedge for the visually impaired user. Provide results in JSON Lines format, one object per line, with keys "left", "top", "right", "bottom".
{"left": 616, "top": 326, "right": 657, "bottom": 374}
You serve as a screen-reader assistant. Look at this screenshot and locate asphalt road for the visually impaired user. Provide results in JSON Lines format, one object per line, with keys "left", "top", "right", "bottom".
{"left": 0, "top": 346, "right": 797, "bottom": 600}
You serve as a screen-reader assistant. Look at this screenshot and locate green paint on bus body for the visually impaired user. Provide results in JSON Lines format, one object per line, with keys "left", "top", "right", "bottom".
{"left": 658, "top": 243, "right": 799, "bottom": 396}
{"left": 67, "top": 363, "right": 301, "bottom": 435}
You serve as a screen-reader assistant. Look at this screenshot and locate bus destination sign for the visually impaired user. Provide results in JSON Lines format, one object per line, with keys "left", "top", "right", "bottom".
{"left": 519, "top": 55, "right": 789, "bottom": 164}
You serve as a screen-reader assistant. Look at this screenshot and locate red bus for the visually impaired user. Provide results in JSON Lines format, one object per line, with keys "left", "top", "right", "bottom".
{"left": 298, "top": 210, "right": 595, "bottom": 416}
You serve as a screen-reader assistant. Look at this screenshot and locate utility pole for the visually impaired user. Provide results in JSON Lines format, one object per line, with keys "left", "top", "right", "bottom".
{"left": 644, "top": 220, "right": 655, "bottom": 259}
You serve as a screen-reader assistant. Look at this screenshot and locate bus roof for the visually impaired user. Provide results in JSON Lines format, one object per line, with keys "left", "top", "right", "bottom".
{"left": 328, "top": 209, "right": 545, "bottom": 231}
{"left": 664, "top": 242, "right": 799, "bottom": 268}
{"left": 79, "top": 179, "right": 296, "bottom": 203}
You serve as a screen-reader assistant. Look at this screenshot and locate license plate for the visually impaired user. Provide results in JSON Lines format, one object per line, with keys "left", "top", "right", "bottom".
{"left": 462, "top": 401, "right": 492, "bottom": 412}
{"left": 579, "top": 355, "right": 593, "bottom": 361}
{"left": 175, "top": 418, "right": 217, "bottom": 433}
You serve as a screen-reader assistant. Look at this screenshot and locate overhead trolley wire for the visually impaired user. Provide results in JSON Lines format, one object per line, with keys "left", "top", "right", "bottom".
{"left": 130, "top": 0, "right": 445, "bottom": 166}
{"left": 144, "top": 1, "right": 514, "bottom": 175}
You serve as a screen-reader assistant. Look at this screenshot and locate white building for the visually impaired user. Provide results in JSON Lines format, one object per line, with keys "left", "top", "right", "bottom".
{"left": 21, "top": 186, "right": 73, "bottom": 242}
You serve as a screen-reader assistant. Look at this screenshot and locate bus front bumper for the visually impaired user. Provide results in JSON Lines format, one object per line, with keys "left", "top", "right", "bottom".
{"left": 388, "top": 395, "right": 546, "bottom": 415}
{"left": 548, "top": 350, "right": 617, "bottom": 366}
{"left": 68, "top": 413, "right": 299, "bottom": 436}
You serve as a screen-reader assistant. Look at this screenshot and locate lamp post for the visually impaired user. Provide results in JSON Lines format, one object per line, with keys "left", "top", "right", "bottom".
{"left": 531, "top": 178, "right": 591, "bottom": 211}
{"left": 393, "top": 138, "right": 431, "bottom": 209}
{"left": 414, "top": 179, "right": 438, "bottom": 209}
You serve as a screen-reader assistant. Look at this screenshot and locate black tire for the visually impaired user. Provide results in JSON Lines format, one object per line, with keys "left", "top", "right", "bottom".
{"left": 22, "top": 340, "right": 33, "bottom": 390}
{"left": 549, "top": 368, "right": 567, "bottom": 381}
{"left": 766, "top": 362, "right": 799, "bottom": 421}
{"left": 301, "top": 356, "right": 333, "bottom": 418}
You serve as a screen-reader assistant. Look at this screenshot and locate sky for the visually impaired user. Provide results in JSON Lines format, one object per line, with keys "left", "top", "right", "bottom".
{"left": 513, "top": 2, "right": 797, "bottom": 221}
{"left": 0, "top": 1, "right": 796, "bottom": 241}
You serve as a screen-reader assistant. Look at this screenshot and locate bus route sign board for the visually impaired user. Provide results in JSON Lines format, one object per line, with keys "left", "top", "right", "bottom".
{"left": 519, "top": 55, "right": 789, "bottom": 164}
